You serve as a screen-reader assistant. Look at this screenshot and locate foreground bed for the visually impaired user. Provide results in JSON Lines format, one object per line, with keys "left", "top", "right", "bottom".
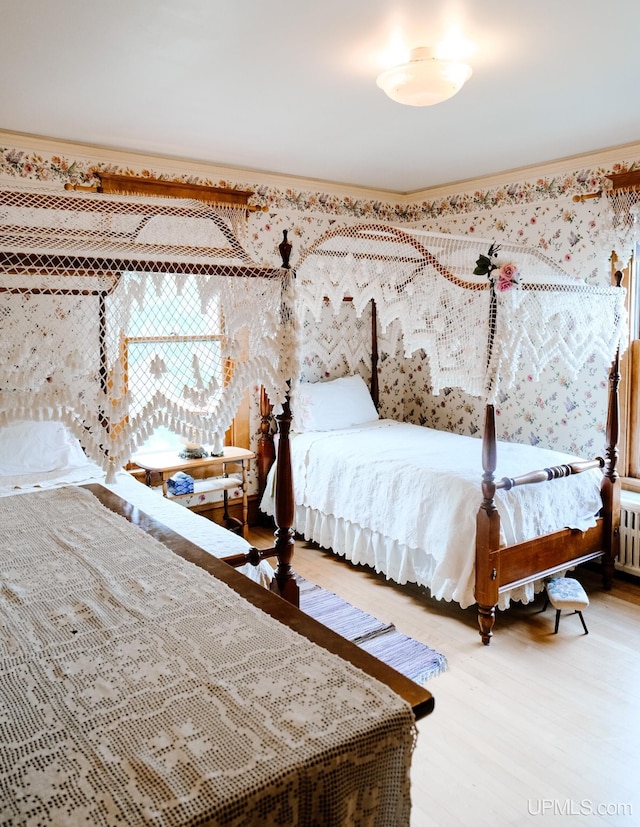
{"left": 0, "top": 419, "right": 432, "bottom": 823}
{"left": 0, "top": 482, "right": 430, "bottom": 825}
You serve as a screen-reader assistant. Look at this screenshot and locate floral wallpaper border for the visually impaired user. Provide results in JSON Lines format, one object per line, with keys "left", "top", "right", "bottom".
{"left": 2, "top": 143, "right": 639, "bottom": 224}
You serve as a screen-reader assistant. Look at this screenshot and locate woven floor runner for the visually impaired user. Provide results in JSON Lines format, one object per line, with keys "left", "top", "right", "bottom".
{"left": 297, "top": 576, "right": 447, "bottom": 685}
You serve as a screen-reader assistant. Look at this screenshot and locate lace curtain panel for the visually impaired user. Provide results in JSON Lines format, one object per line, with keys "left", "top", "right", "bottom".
{"left": 0, "top": 185, "right": 295, "bottom": 480}
{"left": 294, "top": 225, "right": 626, "bottom": 402}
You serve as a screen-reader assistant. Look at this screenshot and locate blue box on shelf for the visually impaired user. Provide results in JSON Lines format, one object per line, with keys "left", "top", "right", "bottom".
{"left": 167, "top": 471, "right": 194, "bottom": 495}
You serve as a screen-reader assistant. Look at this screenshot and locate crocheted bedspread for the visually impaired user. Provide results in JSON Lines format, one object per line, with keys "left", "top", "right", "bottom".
{"left": 0, "top": 486, "right": 416, "bottom": 826}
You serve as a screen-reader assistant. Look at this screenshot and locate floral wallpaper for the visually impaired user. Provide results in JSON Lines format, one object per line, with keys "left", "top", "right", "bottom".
{"left": 1, "top": 137, "right": 637, "bottom": 464}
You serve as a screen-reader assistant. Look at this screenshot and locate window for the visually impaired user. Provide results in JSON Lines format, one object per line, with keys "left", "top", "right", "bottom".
{"left": 112, "top": 272, "right": 247, "bottom": 458}
{"left": 127, "top": 334, "right": 227, "bottom": 455}
{"left": 126, "top": 335, "right": 226, "bottom": 417}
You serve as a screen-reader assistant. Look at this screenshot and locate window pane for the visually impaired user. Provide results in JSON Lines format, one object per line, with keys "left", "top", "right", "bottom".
{"left": 127, "top": 337, "right": 223, "bottom": 415}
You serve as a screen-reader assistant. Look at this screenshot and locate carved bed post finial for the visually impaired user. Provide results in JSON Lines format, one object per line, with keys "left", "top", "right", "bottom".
{"left": 279, "top": 230, "right": 292, "bottom": 270}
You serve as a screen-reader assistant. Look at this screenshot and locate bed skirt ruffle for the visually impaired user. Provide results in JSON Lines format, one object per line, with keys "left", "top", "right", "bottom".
{"left": 287, "top": 502, "right": 546, "bottom": 611}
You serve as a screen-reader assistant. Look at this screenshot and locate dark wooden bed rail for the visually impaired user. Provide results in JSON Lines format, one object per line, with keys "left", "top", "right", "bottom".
{"left": 496, "top": 457, "right": 605, "bottom": 491}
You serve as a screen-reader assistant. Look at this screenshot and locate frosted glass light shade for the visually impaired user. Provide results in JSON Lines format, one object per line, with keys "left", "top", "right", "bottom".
{"left": 376, "top": 46, "right": 472, "bottom": 106}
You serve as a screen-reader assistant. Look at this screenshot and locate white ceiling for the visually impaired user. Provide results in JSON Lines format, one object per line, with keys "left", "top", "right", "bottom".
{"left": 2, "top": 0, "right": 639, "bottom": 194}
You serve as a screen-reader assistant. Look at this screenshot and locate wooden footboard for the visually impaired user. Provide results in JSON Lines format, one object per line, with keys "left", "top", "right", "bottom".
{"left": 476, "top": 521, "right": 610, "bottom": 642}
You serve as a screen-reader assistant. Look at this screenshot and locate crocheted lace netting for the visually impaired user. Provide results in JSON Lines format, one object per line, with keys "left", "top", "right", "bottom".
{"left": 294, "top": 224, "right": 626, "bottom": 401}
{"left": 599, "top": 183, "right": 640, "bottom": 265}
{"left": 0, "top": 184, "right": 295, "bottom": 480}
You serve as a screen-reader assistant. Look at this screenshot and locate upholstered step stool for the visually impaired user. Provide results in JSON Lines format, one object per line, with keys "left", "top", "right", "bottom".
{"left": 544, "top": 577, "right": 589, "bottom": 635}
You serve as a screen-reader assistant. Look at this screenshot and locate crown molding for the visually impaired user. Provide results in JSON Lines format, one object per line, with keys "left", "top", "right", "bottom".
{"left": 406, "top": 141, "right": 640, "bottom": 201}
{"left": 0, "top": 129, "right": 395, "bottom": 204}
{"left": 3, "top": 129, "right": 640, "bottom": 208}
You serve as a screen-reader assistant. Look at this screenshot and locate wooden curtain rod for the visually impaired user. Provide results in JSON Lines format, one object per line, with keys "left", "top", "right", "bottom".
{"left": 572, "top": 191, "right": 602, "bottom": 203}
{"left": 606, "top": 169, "right": 640, "bottom": 191}
{"left": 65, "top": 174, "right": 268, "bottom": 212}
{"left": 573, "top": 169, "right": 640, "bottom": 202}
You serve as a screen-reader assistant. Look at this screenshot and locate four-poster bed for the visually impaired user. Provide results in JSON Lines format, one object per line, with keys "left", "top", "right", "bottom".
{"left": 0, "top": 180, "right": 303, "bottom": 599}
{"left": 0, "top": 185, "right": 431, "bottom": 822}
{"left": 259, "top": 224, "right": 625, "bottom": 644}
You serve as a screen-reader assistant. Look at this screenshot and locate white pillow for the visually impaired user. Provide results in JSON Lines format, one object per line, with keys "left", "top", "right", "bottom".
{"left": 0, "top": 420, "right": 89, "bottom": 475}
{"left": 293, "top": 375, "right": 378, "bottom": 432}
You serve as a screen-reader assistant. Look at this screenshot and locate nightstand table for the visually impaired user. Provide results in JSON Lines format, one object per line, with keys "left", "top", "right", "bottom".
{"left": 135, "top": 447, "right": 255, "bottom": 538}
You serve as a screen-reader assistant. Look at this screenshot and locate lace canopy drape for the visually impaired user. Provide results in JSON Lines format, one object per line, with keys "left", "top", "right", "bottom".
{"left": 0, "top": 184, "right": 295, "bottom": 481}
{"left": 599, "top": 175, "right": 640, "bottom": 265}
{"left": 295, "top": 224, "right": 627, "bottom": 402}
{"left": 1, "top": 192, "right": 626, "bottom": 478}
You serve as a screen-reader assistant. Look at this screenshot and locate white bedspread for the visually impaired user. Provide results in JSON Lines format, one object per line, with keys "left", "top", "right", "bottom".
{"left": 0, "top": 463, "right": 273, "bottom": 588}
{"left": 0, "top": 486, "right": 415, "bottom": 825}
{"left": 262, "top": 420, "right": 603, "bottom": 608}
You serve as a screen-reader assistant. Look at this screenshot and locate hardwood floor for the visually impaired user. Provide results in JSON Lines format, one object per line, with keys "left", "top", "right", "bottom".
{"left": 248, "top": 527, "right": 640, "bottom": 826}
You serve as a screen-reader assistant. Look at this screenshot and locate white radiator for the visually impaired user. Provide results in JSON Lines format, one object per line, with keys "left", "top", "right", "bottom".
{"left": 619, "top": 497, "right": 640, "bottom": 577}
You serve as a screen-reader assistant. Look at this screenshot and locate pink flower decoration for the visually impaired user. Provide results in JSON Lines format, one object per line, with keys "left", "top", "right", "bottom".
{"left": 495, "top": 262, "right": 518, "bottom": 291}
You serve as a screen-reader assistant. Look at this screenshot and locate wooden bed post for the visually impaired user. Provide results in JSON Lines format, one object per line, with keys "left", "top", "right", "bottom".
{"left": 256, "top": 231, "right": 290, "bottom": 503}
{"left": 370, "top": 299, "right": 379, "bottom": 409}
{"left": 269, "top": 232, "right": 299, "bottom": 605}
{"left": 476, "top": 403, "right": 501, "bottom": 644}
{"left": 601, "top": 269, "right": 623, "bottom": 589}
{"left": 270, "top": 390, "right": 299, "bottom": 605}
{"left": 222, "top": 404, "right": 298, "bottom": 609}
{"left": 222, "top": 230, "right": 299, "bottom": 606}
{"left": 257, "top": 386, "right": 275, "bottom": 501}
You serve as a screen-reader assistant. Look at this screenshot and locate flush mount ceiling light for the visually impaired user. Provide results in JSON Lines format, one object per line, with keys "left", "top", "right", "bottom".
{"left": 376, "top": 46, "right": 472, "bottom": 106}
